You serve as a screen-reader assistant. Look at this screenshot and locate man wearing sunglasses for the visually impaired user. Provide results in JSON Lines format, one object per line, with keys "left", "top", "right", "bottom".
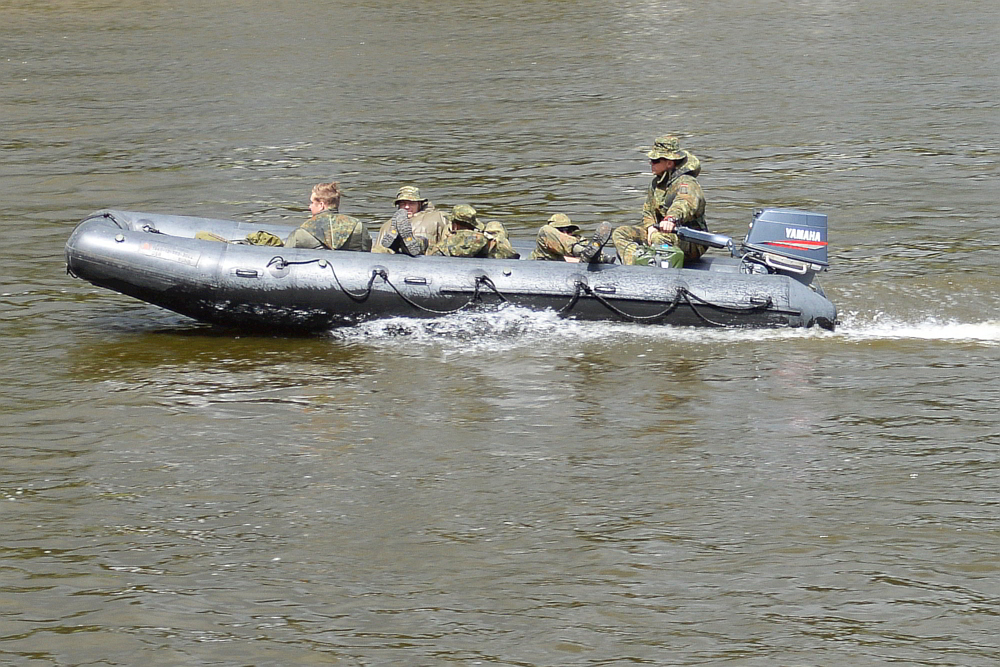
{"left": 611, "top": 134, "right": 709, "bottom": 267}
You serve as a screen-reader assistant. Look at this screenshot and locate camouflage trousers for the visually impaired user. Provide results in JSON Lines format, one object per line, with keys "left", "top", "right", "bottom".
{"left": 611, "top": 225, "right": 684, "bottom": 268}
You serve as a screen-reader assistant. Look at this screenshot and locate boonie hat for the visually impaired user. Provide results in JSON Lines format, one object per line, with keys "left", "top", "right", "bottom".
{"left": 645, "top": 134, "right": 685, "bottom": 161}
{"left": 394, "top": 185, "right": 428, "bottom": 205}
{"left": 547, "top": 213, "right": 579, "bottom": 231}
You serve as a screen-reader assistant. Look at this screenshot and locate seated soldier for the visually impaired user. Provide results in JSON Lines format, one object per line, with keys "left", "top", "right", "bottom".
{"left": 529, "top": 213, "right": 615, "bottom": 263}
{"left": 284, "top": 180, "right": 371, "bottom": 251}
{"left": 372, "top": 186, "right": 450, "bottom": 256}
{"left": 427, "top": 205, "right": 519, "bottom": 259}
{"left": 199, "top": 180, "right": 370, "bottom": 250}
{"left": 611, "top": 134, "right": 707, "bottom": 268}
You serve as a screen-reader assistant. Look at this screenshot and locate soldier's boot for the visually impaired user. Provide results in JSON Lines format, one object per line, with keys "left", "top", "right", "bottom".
{"left": 380, "top": 209, "right": 405, "bottom": 249}
{"left": 577, "top": 222, "right": 613, "bottom": 263}
{"left": 394, "top": 210, "right": 426, "bottom": 256}
{"left": 577, "top": 250, "right": 617, "bottom": 264}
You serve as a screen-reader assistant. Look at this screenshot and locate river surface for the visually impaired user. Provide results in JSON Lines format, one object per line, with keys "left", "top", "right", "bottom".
{"left": 3, "top": 1, "right": 1000, "bottom": 665}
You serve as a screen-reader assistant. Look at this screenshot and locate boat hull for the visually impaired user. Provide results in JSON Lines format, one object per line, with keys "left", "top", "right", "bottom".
{"left": 66, "top": 210, "right": 837, "bottom": 331}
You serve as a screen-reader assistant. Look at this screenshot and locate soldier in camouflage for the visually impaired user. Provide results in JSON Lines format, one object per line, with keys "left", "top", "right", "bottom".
{"left": 529, "top": 213, "right": 615, "bottom": 263}
{"left": 284, "top": 180, "right": 372, "bottom": 251}
{"left": 611, "top": 135, "right": 708, "bottom": 267}
{"left": 529, "top": 213, "right": 583, "bottom": 260}
{"left": 479, "top": 219, "right": 519, "bottom": 259}
{"left": 427, "top": 205, "right": 519, "bottom": 259}
{"left": 372, "top": 186, "right": 450, "bottom": 255}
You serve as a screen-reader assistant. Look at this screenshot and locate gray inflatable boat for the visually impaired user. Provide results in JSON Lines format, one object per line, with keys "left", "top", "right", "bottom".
{"left": 65, "top": 208, "right": 836, "bottom": 331}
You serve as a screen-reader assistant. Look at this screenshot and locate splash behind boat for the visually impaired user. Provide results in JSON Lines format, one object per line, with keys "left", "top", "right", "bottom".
{"left": 65, "top": 208, "right": 836, "bottom": 331}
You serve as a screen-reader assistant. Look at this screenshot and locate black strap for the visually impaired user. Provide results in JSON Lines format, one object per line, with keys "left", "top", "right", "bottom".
{"left": 559, "top": 281, "right": 773, "bottom": 327}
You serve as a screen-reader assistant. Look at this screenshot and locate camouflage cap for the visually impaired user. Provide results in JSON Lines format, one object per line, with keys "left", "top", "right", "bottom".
{"left": 646, "top": 135, "right": 685, "bottom": 161}
{"left": 547, "top": 213, "right": 579, "bottom": 231}
{"left": 451, "top": 204, "right": 479, "bottom": 228}
{"left": 394, "top": 185, "right": 427, "bottom": 205}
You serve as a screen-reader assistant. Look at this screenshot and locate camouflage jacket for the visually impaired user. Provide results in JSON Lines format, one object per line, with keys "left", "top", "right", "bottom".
{"left": 372, "top": 204, "right": 450, "bottom": 254}
{"left": 428, "top": 221, "right": 518, "bottom": 259}
{"left": 641, "top": 151, "right": 707, "bottom": 233}
{"left": 297, "top": 209, "right": 371, "bottom": 251}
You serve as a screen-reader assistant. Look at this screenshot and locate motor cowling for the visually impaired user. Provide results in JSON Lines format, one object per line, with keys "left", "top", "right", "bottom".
{"left": 743, "top": 208, "right": 828, "bottom": 270}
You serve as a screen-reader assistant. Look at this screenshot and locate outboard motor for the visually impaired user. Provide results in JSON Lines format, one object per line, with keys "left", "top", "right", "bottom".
{"left": 677, "top": 207, "right": 829, "bottom": 286}
{"left": 742, "top": 208, "right": 828, "bottom": 274}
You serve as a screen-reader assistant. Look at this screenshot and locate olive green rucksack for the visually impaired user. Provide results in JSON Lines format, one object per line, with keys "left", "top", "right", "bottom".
{"left": 245, "top": 230, "right": 285, "bottom": 247}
